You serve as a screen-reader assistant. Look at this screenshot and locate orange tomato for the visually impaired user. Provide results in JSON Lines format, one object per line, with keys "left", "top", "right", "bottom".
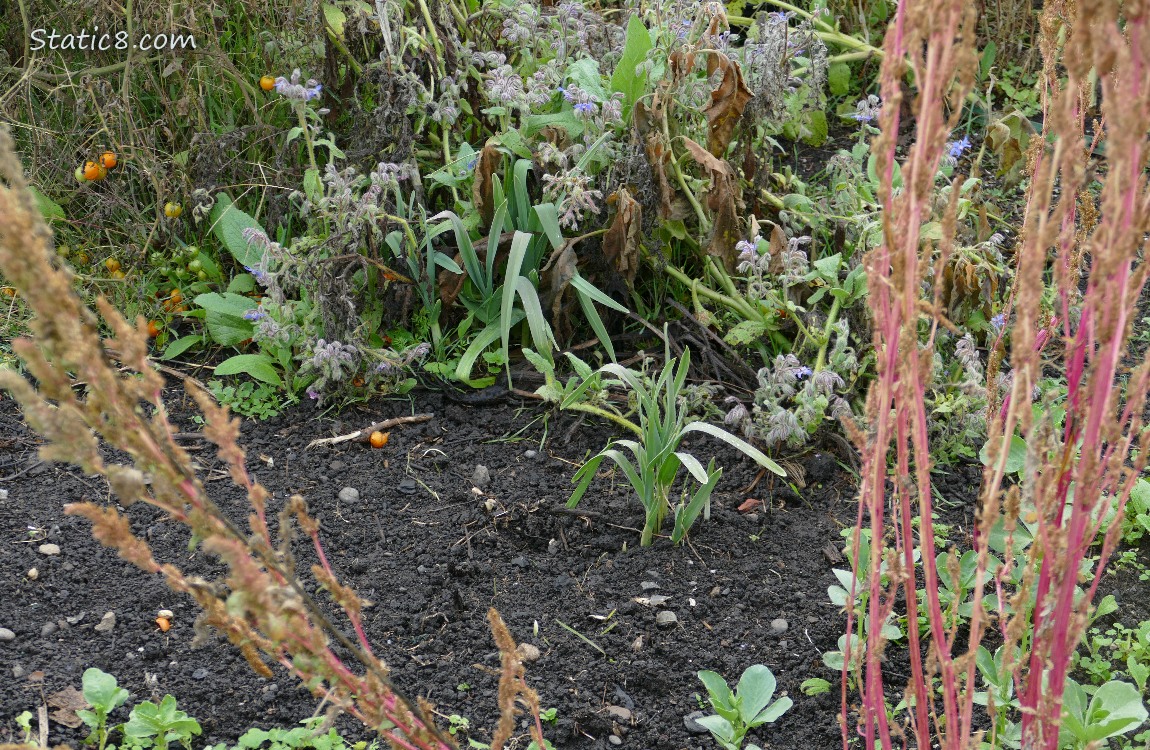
{"left": 104, "top": 258, "right": 121, "bottom": 273}
{"left": 1, "top": 286, "right": 16, "bottom": 297}
{"left": 83, "top": 161, "right": 102, "bottom": 181}
{"left": 169, "top": 288, "right": 183, "bottom": 303}
{"left": 100, "top": 151, "right": 118, "bottom": 169}
{"left": 164, "top": 202, "right": 183, "bottom": 219}
{"left": 146, "top": 320, "right": 161, "bottom": 337}
{"left": 260, "top": 75, "right": 276, "bottom": 91}
{"left": 155, "top": 616, "right": 171, "bottom": 632}
{"left": 369, "top": 431, "right": 389, "bottom": 449}
{"left": 110, "top": 269, "right": 126, "bottom": 280}
{"left": 351, "top": 376, "right": 365, "bottom": 387}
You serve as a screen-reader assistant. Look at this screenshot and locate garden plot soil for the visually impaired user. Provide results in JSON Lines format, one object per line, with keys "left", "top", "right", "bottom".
{"left": 0, "top": 386, "right": 976, "bottom": 750}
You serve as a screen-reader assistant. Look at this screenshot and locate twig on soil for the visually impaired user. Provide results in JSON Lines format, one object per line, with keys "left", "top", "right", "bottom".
{"left": 0, "top": 458, "right": 43, "bottom": 481}
{"left": 307, "top": 413, "right": 434, "bottom": 449}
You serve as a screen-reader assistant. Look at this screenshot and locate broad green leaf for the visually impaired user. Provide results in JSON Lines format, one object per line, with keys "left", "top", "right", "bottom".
{"left": 161, "top": 334, "right": 203, "bottom": 360}
{"left": 752, "top": 695, "right": 793, "bottom": 725}
{"left": 736, "top": 665, "right": 778, "bottom": 725}
{"left": 208, "top": 194, "right": 265, "bottom": 267}
{"left": 565, "top": 58, "right": 607, "bottom": 102}
{"left": 227, "top": 273, "right": 256, "bottom": 294}
{"left": 804, "top": 110, "right": 829, "bottom": 146}
{"left": 29, "top": 186, "right": 65, "bottom": 221}
{"left": 694, "top": 715, "right": 735, "bottom": 744}
{"left": 697, "top": 671, "right": 735, "bottom": 711}
{"left": 828, "top": 61, "right": 851, "bottom": 96}
{"left": 214, "top": 354, "right": 283, "bottom": 386}
{"left": 979, "top": 433, "right": 1027, "bottom": 474}
{"left": 82, "top": 668, "right": 129, "bottom": 712}
{"left": 610, "top": 15, "right": 654, "bottom": 114}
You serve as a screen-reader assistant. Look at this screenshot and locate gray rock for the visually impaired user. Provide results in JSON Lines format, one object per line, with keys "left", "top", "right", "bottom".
{"left": 547, "top": 539, "right": 561, "bottom": 555}
{"left": 516, "top": 643, "right": 541, "bottom": 663}
{"left": 511, "top": 556, "right": 529, "bottom": 569}
{"left": 684, "top": 711, "right": 709, "bottom": 734}
{"left": 192, "top": 668, "right": 209, "bottom": 680}
{"left": 94, "top": 611, "right": 116, "bottom": 633}
{"left": 26, "top": 568, "right": 38, "bottom": 581}
{"left": 770, "top": 618, "right": 789, "bottom": 635}
{"left": 655, "top": 611, "right": 678, "bottom": 629}
{"left": 398, "top": 478, "right": 418, "bottom": 495}
{"left": 605, "top": 705, "right": 632, "bottom": 724}
{"left": 12, "top": 664, "right": 26, "bottom": 678}
{"left": 524, "top": 450, "right": 537, "bottom": 459}
{"left": 745, "top": 513, "right": 760, "bottom": 523}
{"left": 608, "top": 736, "right": 622, "bottom": 746}
{"left": 640, "top": 581, "right": 660, "bottom": 591}
{"left": 471, "top": 464, "right": 491, "bottom": 488}
{"left": 66, "top": 612, "right": 86, "bottom": 625}
{"left": 0, "top": 628, "right": 14, "bottom": 642}
{"left": 338, "top": 487, "right": 360, "bottom": 503}
{"left": 38, "top": 543, "right": 60, "bottom": 556}
{"left": 41, "top": 622, "right": 58, "bottom": 637}
{"left": 329, "top": 460, "right": 346, "bottom": 472}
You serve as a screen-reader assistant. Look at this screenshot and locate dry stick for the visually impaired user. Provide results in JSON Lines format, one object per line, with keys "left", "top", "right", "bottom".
{"left": 307, "top": 414, "right": 434, "bottom": 449}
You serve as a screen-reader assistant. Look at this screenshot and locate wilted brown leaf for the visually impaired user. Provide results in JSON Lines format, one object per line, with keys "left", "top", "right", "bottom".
{"left": 634, "top": 97, "right": 678, "bottom": 219}
{"left": 545, "top": 242, "right": 579, "bottom": 331}
{"left": 472, "top": 140, "right": 501, "bottom": 229}
{"left": 702, "top": 54, "right": 753, "bottom": 157}
{"left": 603, "top": 189, "right": 642, "bottom": 286}
{"left": 682, "top": 137, "right": 742, "bottom": 271}
{"left": 47, "top": 685, "right": 87, "bottom": 729}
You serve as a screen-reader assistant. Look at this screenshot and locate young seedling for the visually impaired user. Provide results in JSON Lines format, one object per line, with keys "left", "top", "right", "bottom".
{"left": 695, "top": 664, "right": 793, "bottom": 750}
{"left": 77, "top": 668, "right": 130, "bottom": 750}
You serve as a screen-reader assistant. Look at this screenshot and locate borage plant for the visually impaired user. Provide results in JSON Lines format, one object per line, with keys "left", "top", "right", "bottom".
{"left": 566, "top": 346, "right": 784, "bottom": 546}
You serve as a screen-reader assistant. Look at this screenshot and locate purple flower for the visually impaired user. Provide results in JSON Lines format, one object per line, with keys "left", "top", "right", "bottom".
{"left": 795, "top": 366, "right": 813, "bottom": 379}
{"left": 991, "top": 313, "right": 1006, "bottom": 329}
{"left": 242, "top": 309, "right": 264, "bottom": 321}
{"left": 947, "top": 136, "right": 972, "bottom": 159}
{"left": 574, "top": 101, "right": 596, "bottom": 116}
{"left": 244, "top": 265, "right": 269, "bottom": 286}
{"left": 736, "top": 239, "right": 759, "bottom": 263}
{"left": 274, "top": 69, "right": 323, "bottom": 102}
{"left": 306, "top": 387, "right": 320, "bottom": 400}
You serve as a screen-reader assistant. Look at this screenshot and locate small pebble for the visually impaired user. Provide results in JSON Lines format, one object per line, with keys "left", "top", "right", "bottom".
{"left": 684, "top": 711, "right": 709, "bottom": 734}
{"left": 26, "top": 568, "right": 38, "bottom": 580}
{"left": 655, "top": 611, "right": 678, "bottom": 629}
{"left": 94, "top": 611, "right": 116, "bottom": 633}
{"left": 745, "top": 513, "right": 760, "bottom": 523}
{"left": 12, "top": 664, "right": 26, "bottom": 678}
{"left": 0, "top": 628, "right": 15, "bottom": 642}
{"left": 516, "top": 643, "right": 541, "bottom": 663}
{"left": 65, "top": 612, "right": 86, "bottom": 625}
{"left": 41, "top": 622, "right": 58, "bottom": 637}
{"left": 640, "top": 581, "right": 660, "bottom": 591}
{"left": 511, "top": 556, "right": 529, "bottom": 569}
{"left": 471, "top": 464, "right": 491, "bottom": 488}
{"left": 605, "top": 705, "right": 632, "bottom": 723}
{"left": 192, "top": 668, "right": 209, "bottom": 680}
{"left": 338, "top": 487, "right": 360, "bottom": 503}
{"left": 608, "top": 736, "right": 622, "bottom": 746}
{"left": 329, "top": 460, "right": 346, "bottom": 471}
{"left": 38, "top": 543, "right": 60, "bottom": 556}
{"left": 398, "top": 478, "right": 417, "bottom": 495}
{"left": 770, "top": 618, "right": 789, "bottom": 635}
{"left": 547, "top": 539, "right": 561, "bottom": 555}
{"left": 524, "top": 450, "right": 537, "bottom": 459}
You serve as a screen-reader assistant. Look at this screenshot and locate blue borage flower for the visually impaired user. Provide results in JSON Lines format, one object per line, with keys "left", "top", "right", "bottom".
{"left": 274, "top": 69, "right": 322, "bottom": 102}
{"left": 947, "top": 135, "right": 972, "bottom": 159}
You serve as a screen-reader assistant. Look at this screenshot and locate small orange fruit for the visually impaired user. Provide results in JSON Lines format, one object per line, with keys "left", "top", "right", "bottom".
{"left": 369, "top": 431, "right": 389, "bottom": 449}
{"left": 146, "top": 320, "right": 161, "bottom": 337}
{"left": 1, "top": 286, "right": 16, "bottom": 297}
{"left": 259, "top": 75, "right": 276, "bottom": 91}
{"left": 164, "top": 202, "right": 183, "bottom": 219}
{"left": 100, "top": 151, "right": 118, "bottom": 169}
{"left": 155, "top": 616, "right": 171, "bottom": 632}
{"left": 110, "top": 269, "right": 126, "bottom": 280}
{"left": 169, "top": 288, "right": 183, "bottom": 303}
{"left": 104, "top": 258, "right": 121, "bottom": 273}
{"left": 83, "top": 161, "right": 101, "bottom": 181}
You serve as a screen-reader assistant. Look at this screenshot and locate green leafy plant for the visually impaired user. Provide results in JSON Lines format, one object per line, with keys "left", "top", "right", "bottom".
{"left": 78, "top": 668, "right": 131, "bottom": 750}
{"left": 566, "top": 347, "right": 784, "bottom": 546}
{"left": 121, "top": 695, "right": 202, "bottom": 750}
{"left": 1059, "top": 679, "right": 1148, "bottom": 749}
{"left": 694, "top": 665, "right": 793, "bottom": 750}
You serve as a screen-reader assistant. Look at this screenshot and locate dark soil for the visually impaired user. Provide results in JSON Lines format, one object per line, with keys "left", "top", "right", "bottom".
{"left": 0, "top": 385, "right": 863, "bottom": 750}
{"left": 1, "top": 385, "right": 1142, "bottom": 750}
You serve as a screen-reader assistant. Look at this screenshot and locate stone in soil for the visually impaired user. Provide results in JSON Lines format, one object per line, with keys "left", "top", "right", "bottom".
{"left": 0, "top": 628, "right": 14, "bottom": 642}
{"left": 93, "top": 611, "right": 116, "bottom": 633}
{"left": 683, "top": 711, "right": 709, "bottom": 734}
{"left": 605, "top": 705, "right": 632, "bottom": 723}
{"left": 471, "top": 464, "right": 490, "bottom": 488}
{"left": 26, "top": 568, "right": 38, "bottom": 580}
{"left": 771, "top": 618, "right": 789, "bottom": 635}
{"left": 41, "top": 622, "right": 58, "bottom": 637}
{"left": 397, "top": 478, "right": 417, "bottom": 495}
{"left": 515, "top": 643, "right": 541, "bottom": 662}
{"left": 38, "top": 543, "right": 60, "bottom": 556}
{"left": 655, "top": 611, "right": 678, "bottom": 629}
{"left": 337, "top": 487, "right": 360, "bottom": 503}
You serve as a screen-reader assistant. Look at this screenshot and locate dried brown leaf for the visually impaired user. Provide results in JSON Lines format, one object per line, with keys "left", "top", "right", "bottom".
{"left": 603, "top": 189, "right": 642, "bottom": 285}
{"left": 472, "top": 141, "right": 501, "bottom": 229}
{"left": 682, "top": 137, "right": 742, "bottom": 270}
{"left": 47, "top": 685, "right": 87, "bottom": 729}
{"left": 702, "top": 55, "right": 753, "bottom": 157}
